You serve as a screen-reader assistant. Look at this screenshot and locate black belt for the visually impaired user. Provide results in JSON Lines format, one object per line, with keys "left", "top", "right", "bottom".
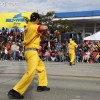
{"left": 25, "top": 48, "right": 38, "bottom": 51}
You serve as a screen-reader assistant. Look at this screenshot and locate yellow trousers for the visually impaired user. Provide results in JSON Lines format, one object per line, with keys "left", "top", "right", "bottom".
{"left": 13, "top": 50, "right": 48, "bottom": 95}
{"left": 68, "top": 52, "right": 75, "bottom": 64}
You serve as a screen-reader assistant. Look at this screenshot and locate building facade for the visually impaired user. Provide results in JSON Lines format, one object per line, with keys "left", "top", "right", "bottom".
{"left": 54, "top": 10, "right": 100, "bottom": 37}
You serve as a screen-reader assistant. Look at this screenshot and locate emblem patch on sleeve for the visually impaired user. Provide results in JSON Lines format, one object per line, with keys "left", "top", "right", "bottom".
{"left": 24, "top": 29, "right": 28, "bottom": 34}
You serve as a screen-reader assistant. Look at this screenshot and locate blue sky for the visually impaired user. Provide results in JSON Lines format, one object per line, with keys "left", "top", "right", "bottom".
{"left": 0, "top": 0, "right": 100, "bottom": 14}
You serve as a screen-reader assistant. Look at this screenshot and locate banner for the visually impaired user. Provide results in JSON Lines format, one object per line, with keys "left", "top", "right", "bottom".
{"left": 0, "top": 12, "right": 33, "bottom": 28}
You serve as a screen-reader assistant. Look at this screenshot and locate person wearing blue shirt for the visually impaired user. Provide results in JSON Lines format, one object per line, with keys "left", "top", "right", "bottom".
{"left": 55, "top": 42, "right": 62, "bottom": 51}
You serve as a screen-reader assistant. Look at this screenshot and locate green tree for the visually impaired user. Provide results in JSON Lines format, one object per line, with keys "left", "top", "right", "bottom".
{"left": 40, "top": 11, "right": 75, "bottom": 34}
{"left": 23, "top": 11, "right": 75, "bottom": 33}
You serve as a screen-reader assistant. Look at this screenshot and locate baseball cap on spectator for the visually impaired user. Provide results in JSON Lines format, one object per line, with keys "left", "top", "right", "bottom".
{"left": 30, "top": 12, "right": 41, "bottom": 21}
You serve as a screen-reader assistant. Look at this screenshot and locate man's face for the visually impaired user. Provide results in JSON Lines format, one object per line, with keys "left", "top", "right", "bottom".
{"left": 36, "top": 18, "right": 39, "bottom": 24}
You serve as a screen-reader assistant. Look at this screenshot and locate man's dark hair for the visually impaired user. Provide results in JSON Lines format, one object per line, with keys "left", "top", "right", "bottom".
{"left": 30, "top": 12, "right": 41, "bottom": 21}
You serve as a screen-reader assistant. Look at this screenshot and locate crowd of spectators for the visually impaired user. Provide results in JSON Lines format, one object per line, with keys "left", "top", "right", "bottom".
{"left": 0, "top": 27, "right": 24, "bottom": 61}
{"left": 0, "top": 27, "right": 100, "bottom": 63}
{"left": 39, "top": 40, "right": 100, "bottom": 63}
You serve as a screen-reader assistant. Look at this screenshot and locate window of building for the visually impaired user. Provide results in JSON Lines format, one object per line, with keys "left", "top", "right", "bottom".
{"left": 74, "top": 24, "right": 83, "bottom": 32}
{"left": 96, "top": 23, "right": 100, "bottom": 32}
{"left": 85, "top": 23, "right": 94, "bottom": 34}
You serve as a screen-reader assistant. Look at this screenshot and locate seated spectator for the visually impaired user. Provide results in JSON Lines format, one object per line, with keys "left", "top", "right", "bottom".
{"left": 54, "top": 50, "right": 59, "bottom": 62}
{"left": 82, "top": 49, "right": 91, "bottom": 63}
{"left": 57, "top": 49, "right": 65, "bottom": 62}
{"left": 55, "top": 50, "right": 60, "bottom": 62}
{"left": 94, "top": 53, "right": 100, "bottom": 63}
{"left": 51, "top": 50, "right": 56, "bottom": 62}
{"left": 91, "top": 49, "right": 98, "bottom": 63}
{"left": 44, "top": 50, "right": 51, "bottom": 61}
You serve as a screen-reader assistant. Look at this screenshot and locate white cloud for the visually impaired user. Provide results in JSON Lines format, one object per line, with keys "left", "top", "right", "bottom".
{"left": 0, "top": 0, "right": 100, "bottom": 14}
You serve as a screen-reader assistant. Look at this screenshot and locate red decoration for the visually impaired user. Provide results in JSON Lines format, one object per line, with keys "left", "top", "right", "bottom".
{"left": 86, "top": 40, "right": 90, "bottom": 44}
{"left": 56, "top": 31, "right": 61, "bottom": 36}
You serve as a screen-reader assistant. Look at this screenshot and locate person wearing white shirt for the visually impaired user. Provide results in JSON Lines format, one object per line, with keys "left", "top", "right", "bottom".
{"left": 4, "top": 47, "right": 8, "bottom": 61}
{"left": 11, "top": 42, "right": 17, "bottom": 60}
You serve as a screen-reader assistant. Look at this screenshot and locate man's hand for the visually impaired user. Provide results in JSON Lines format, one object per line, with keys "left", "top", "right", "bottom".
{"left": 39, "top": 25, "right": 48, "bottom": 40}
{"left": 40, "top": 30, "right": 48, "bottom": 40}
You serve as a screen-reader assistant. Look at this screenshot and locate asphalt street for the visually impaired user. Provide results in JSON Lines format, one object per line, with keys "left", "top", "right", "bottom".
{"left": 0, "top": 61, "right": 100, "bottom": 100}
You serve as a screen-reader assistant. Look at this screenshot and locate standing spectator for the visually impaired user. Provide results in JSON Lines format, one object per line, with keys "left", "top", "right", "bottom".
{"left": 1, "top": 27, "right": 5, "bottom": 35}
{"left": 11, "top": 42, "right": 17, "bottom": 60}
{"left": 1, "top": 47, "right": 5, "bottom": 60}
{"left": 8, "top": 49, "right": 12, "bottom": 60}
{"left": 6, "top": 43, "right": 11, "bottom": 51}
{"left": 18, "top": 50, "right": 24, "bottom": 61}
{"left": 4, "top": 46, "right": 8, "bottom": 61}
{"left": 15, "top": 43, "right": 19, "bottom": 60}
{"left": 75, "top": 51, "right": 79, "bottom": 62}
{"left": 62, "top": 42, "right": 68, "bottom": 61}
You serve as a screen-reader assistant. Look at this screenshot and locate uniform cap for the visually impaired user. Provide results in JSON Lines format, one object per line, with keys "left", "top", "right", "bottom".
{"left": 30, "top": 12, "right": 41, "bottom": 21}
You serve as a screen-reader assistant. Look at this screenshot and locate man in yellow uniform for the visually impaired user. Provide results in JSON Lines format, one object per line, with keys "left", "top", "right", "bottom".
{"left": 68, "top": 38, "right": 77, "bottom": 67}
{"left": 8, "top": 12, "right": 50, "bottom": 99}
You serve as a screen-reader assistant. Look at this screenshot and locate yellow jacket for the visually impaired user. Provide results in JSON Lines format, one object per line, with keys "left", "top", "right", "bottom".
{"left": 23, "top": 22, "right": 40, "bottom": 49}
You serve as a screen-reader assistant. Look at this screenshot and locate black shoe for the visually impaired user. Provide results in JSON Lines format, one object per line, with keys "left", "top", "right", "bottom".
{"left": 37, "top": 86, "right": 50, "bottom": 92}
{"left": 8, "top": 89, "right": 24, "bottom": 99}
{"left": 69, "top": 62, "right": 72, "bottom": 67}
